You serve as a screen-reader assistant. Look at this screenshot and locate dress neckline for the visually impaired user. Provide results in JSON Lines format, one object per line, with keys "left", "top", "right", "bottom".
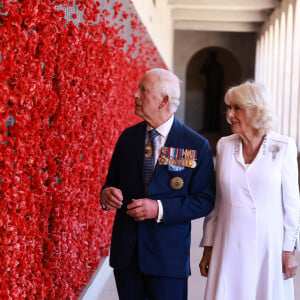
{"left": 234, "top": 134, "right": 268, "bottom": 166}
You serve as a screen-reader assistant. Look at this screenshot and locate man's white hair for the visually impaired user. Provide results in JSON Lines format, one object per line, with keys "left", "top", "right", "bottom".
{"left": 145, "top": 68, "right": 181, "bottom": 113}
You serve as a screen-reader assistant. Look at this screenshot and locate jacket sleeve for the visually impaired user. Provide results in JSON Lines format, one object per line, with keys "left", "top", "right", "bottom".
{"left": 200, "top": 139, "right": 221, "bottom": 247}
{"left": 281, "top": 138, "right": 300, "bottom": 251}
{"left": 101, "top": 132, "right": 123, "bottom": 192}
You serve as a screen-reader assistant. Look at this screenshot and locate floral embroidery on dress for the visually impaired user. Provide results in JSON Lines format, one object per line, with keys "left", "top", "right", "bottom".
{"left": 268, "top": 144, "right": 280, "bottom": 161}
{"left": 234, "top": 139, "right": 240, "bottom": 157}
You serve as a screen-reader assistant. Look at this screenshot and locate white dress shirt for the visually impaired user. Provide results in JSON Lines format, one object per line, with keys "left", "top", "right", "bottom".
{"left": 146, "top": 115, "right": 174, "bottom": 222}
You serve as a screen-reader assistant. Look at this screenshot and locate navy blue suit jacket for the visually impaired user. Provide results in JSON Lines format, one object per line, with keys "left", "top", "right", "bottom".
{"left": 102, "top": 117, "right": 215, "bottom": 278}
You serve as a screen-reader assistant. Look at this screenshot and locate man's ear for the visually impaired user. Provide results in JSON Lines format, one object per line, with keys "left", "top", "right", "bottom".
{"left": 159, "top": 95, "right": 169, "bottom": 109}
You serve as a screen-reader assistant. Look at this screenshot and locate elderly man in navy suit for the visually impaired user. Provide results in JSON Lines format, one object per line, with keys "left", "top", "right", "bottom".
{"left": 100, "top": 68, "right": 215, "bottom": 300}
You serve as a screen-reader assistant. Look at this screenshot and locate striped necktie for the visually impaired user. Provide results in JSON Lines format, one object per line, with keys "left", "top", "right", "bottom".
{"left": 144, "top": 129, "right": 160, "bottom": 193}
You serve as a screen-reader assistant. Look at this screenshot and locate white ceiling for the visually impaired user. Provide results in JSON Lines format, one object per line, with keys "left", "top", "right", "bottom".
{"left": 168, "top": 0, "right": 280, "bottom": 32}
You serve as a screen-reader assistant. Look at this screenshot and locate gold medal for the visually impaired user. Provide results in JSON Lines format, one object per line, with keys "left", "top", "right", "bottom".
{"left": 145, "top": 145, "right": 153, "bottom": 158}
{"left": 170, "top": 177, "right": 184, "bottom": 190}
{"left": 185, "top": 159, "right": 197, "bottom": 168}
{"left": 186, "top": 159, "right": 193, "bottom": 168}
{"left": 159, "top": 157, "right": 168, "bottom": 165}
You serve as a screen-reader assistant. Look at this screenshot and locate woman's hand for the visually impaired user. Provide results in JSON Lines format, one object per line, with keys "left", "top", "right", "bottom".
{"left": 199, "top": 246, "right": 213, "bottom": 277}
{"left": 282, "top": 250, "right": 298, "bottom": 279}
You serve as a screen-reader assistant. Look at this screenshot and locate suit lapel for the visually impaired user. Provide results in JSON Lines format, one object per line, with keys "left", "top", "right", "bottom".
{"left": 165, "top": 117, "right": 182, "bottom": 148}
{"left": 134, "top": 122, "right": 147, "bottom": 184}
{"left": 152, "top": 117, "right": 181, "bottom": 176}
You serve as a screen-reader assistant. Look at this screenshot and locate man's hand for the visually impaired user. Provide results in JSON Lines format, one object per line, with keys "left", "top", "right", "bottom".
{"left": 199, "top": 246, "right": 213, "bottom": 277}
{"left": 127, "top": 198, "right": 158, "bottom": 221}
{"left": 282, "top": 250, "right": 298, "bottom": 279}
{"left": 100, "top": 187, "right": 123, "bottom": 210}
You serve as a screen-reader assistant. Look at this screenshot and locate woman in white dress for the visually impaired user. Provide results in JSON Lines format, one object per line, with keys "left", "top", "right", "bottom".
{"left": 199, "top": 81, "right": 300, "bottom": 300}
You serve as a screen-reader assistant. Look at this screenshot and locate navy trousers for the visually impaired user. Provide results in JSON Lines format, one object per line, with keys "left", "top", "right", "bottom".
{"left": 113, "top": 249, "right": 188, "bottom": 300}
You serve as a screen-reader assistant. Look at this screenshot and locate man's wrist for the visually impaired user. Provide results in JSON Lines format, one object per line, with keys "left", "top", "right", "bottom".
{"left": 100, "top": 190, "right": 109, "bottom": 211}
{"left": 100, "top": 200, "right": 109, "bottom": 211}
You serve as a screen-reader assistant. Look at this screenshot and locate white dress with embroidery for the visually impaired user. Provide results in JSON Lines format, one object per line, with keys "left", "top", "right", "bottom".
{"left": 201, "top": 132, "right": 300, "bottom": 300}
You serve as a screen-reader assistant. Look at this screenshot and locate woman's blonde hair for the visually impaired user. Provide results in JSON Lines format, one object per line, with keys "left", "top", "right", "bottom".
{"left": 225, "top": 81, "right": 273, "bottom": 135}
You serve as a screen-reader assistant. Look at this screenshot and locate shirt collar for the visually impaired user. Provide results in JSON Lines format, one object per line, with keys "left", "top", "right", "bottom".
{"left": 147, "top": 115, "right": 174, "bottom": 138}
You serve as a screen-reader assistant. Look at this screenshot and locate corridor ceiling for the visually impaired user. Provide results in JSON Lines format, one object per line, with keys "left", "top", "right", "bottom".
{"left": 168, "top": 0, "right": 280, "bottom": 32}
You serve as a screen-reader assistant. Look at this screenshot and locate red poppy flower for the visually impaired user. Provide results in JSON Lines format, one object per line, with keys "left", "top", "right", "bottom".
{"left": 0, "top": 0, "right": 165, "bottom": 297}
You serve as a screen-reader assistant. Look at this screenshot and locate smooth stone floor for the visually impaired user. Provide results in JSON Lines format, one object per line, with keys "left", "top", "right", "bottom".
{"left": 98, "top": 218, "right": 300, "bottom": 300}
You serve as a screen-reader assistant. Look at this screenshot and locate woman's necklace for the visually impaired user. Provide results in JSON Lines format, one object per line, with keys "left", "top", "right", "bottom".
{"left": 242, "top": 135, "right": 265, "bottom": 164}
{"left": 243, "top": 149, "right": 259, "bottom": 163}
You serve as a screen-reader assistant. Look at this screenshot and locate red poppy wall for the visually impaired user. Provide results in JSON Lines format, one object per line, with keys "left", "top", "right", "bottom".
{"left": 0, "top": 0, "right": 165, "bottom": 298}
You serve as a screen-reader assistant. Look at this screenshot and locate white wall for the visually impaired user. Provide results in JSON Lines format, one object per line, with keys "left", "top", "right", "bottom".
{"left": 256, "top": 0, "right": 300, "bottom": 147}
{"left": 79, "top": 258, "right": 112, "bottom": 300}
{"left": 174, "top": 31, "right": 256, "bottom": 122}
{"left": 131, "top": 0, "right": 174, "bottom": 70}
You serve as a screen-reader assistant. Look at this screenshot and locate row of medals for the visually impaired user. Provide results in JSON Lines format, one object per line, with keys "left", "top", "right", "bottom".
{"left": 145, "top": 145, "right": 197, "bottom": 190}
{"left": 159, "top": 155, "right": 197, "bottom": 169}
{"left": 145, "top": 145, "right": 197, "bottom": 169}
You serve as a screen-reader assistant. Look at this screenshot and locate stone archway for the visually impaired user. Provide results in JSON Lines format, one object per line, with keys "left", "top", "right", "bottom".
{"left": 185, "top": 46, "right": 242, "bottom": 153}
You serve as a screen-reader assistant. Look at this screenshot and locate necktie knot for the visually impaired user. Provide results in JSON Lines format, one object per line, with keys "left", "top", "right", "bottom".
{"left": 148, "top": 129, "right": 160, "bottom": 141}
